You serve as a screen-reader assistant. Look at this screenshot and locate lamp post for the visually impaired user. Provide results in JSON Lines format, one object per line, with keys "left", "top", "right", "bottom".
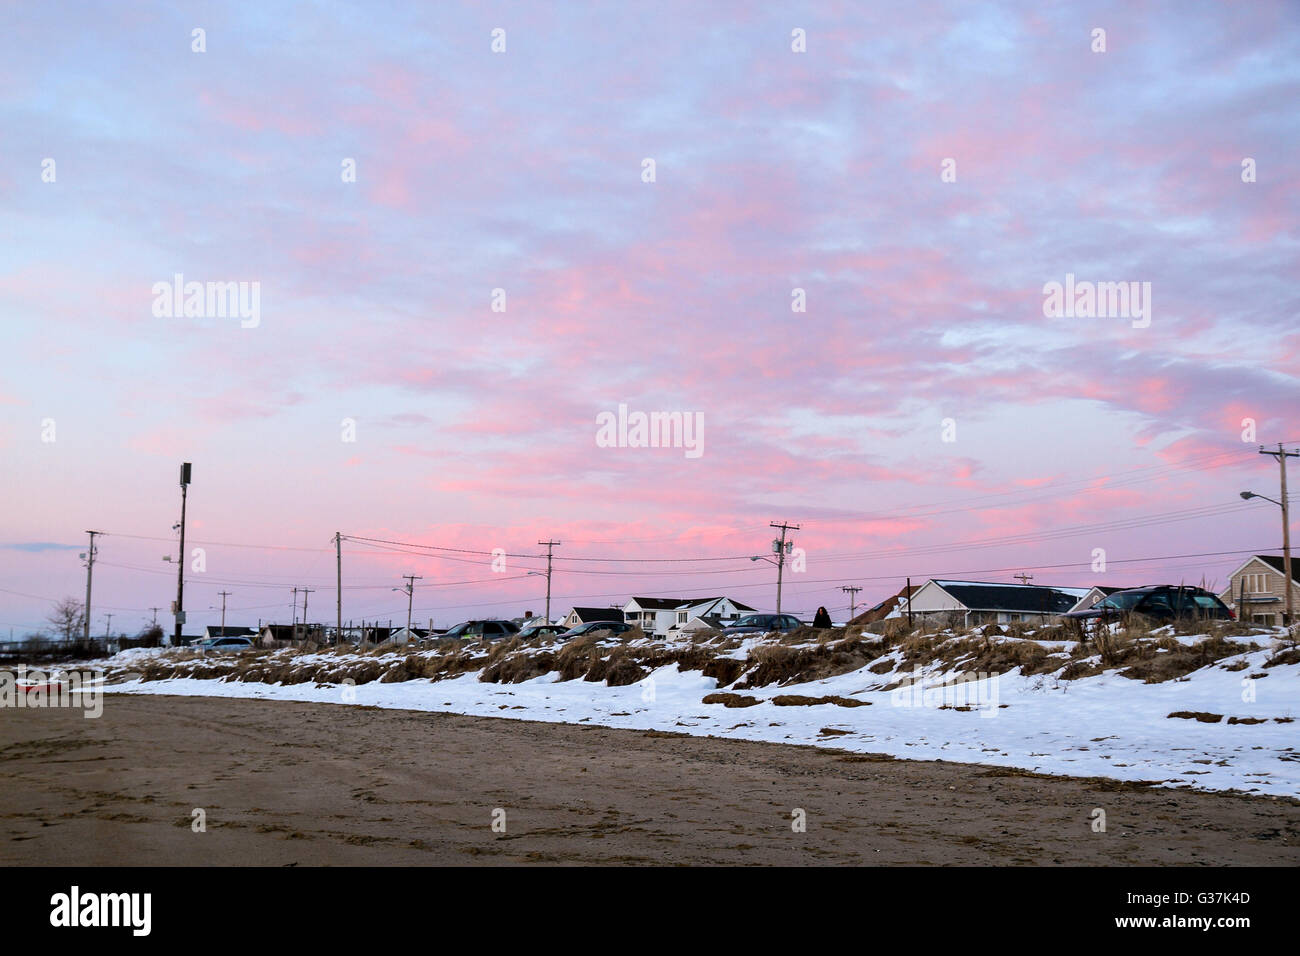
{"left": 394, "top": 575, "right": 421, "bottom": 641}
{"left": 1241, "top": 489, "right": 1293, "bottom": 626}
{"left": 750, "top": 555, "right": 784, "bottom": 615}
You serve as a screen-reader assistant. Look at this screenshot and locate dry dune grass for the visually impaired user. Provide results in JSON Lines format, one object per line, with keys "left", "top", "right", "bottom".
{"left": 733, "top": 637, "right": 889, "bottom": 689}
{"left": 118, "top": 618, "right": 1280, "bottom": 695}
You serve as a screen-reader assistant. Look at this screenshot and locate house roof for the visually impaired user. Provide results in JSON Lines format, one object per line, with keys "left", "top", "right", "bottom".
{"left": 627, "top": 597, "right": 687, "bottom": 610}
{"left": 206, "top": 625, "right": 255, "bottom": 636}
{"left": 675, "top": 596, "right": 749, "bottom": 616}
{"left": 932, "top": 580, "right": 1089, "bottom": 615}
{"left": 569, "top": 606, "right": 624, "bottom": 622}
{"left": 1255, "top": 554, "right": 1300, "bottom": 583}
{"left": 1219, "top": 554, "right": 1300, "bottom": 592}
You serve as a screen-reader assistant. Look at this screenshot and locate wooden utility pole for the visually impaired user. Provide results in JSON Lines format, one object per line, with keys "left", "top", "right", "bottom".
{"left": 217, "top": 590, "right": 231, "bottom": 635}
{"left": 335, "top": 532, "right": 343, "bottom": 645}
{"left": 173, "top": 462, "right": 192, "bottom": 647}
{"left": 769, "top": 522, "right": 800, "bottom": 616}
{"left": 538, "top": 539, "right": 561, "bottom": 622}
{"left": 1260, "top": 443, "right": 1298, "bottom": 625}
{"left": 841, "top": 585, "right": 861, "bottom": 621}
{"left": 300, "top": 588, "right": 315, "bottom": 642}
{"left": 399, "top": 575, "right": 422, "bottom": 638}
{"left": 1014, "top": 572, "right": 1034, "bottom": 585}
{"left": 82, "top": 530, "right": 102, "bottom": 642}
{"left": 906, "top": 577, "right": 914, "bottom": 628}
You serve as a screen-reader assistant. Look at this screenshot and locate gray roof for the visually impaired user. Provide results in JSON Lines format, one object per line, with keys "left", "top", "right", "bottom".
{"left": 569, "top": 606, "right": 625, "bottom": 622}
{"left": 933, "top": 580, "right": 1087, "bottom": 615}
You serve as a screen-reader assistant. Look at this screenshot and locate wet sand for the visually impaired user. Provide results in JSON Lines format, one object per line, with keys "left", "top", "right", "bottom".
{"left": 1, "top": 694, "right": 1296, "bottom": 865}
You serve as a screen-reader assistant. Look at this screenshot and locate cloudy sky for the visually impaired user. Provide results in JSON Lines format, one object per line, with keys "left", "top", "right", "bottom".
{"left": 2, "top": 1, "right": 1297, "bottom": 635}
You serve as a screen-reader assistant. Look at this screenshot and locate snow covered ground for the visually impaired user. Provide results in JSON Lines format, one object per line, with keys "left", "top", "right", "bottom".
{"left": 96, "top": 640, "right": 1300, "bottom": 798}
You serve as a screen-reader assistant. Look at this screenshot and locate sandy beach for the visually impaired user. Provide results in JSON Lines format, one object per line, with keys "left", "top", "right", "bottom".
{"left": 1, "top": 694, "right": 1296, "bottom": 866}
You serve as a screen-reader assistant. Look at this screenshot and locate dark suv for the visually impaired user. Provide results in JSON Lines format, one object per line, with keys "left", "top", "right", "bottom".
{"left": 1064, "top": 586, "right": 1234, "bottom": 623}
{"left": 558, "top": 620, "right": 633, "bottom": 639}
{"left": 720, "top": 613, "right": 804, "bottom": 636}
{"left": 442, "top": 619, "right": 520, "bottom": 640}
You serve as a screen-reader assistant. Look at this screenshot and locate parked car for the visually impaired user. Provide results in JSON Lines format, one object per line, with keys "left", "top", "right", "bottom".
{"left": 198, "top": 636, "right": 254, "bottom": 653}
{"left": 720, "top": 613, "right": 804, "bottom": 636}
{"left": 1064, "top": 586, "right": 1234, "bottom": 623}
{"left": 558, "top": 620, "right": 633, "bottom": 639}
{"left": 442, "top": 619, "right": 520, "bottom": 641}
{"left": 517, "top": 623, "right": 568, "bottom": 639}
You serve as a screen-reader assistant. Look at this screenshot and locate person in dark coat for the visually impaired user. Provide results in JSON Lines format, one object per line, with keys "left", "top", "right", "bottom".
{"left": 813, "top": 606, "right": 832, "bottom": 628}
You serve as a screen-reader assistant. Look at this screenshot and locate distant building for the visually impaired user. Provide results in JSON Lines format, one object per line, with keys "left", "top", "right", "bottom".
{"left": 666, "top": 597, "right": 755, "bottom": 635}
{"left": 905, "top": 580, "right": 1091, "bottom": 626}
{"left": 258, "top": 624, "right": 297, "bottom": 646}
{"left": 203, "top": 625, "right": 256, "bottom": 641}
{"left": 561, "top": 607, "right": 624, "bottom": 629}
{"left": 1218, "top": 554, "right": 1300, "bottom": 626}
{"left": 623, "top": 596, "right": 756, "bottom": 637}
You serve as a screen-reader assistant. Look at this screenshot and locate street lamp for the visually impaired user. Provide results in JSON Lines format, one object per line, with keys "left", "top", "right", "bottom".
{"left": 750, "top": 555, "right": 786, "bottom": 614}
{"left": 524, "top": 571, "right": 547, "bottom": 621}
{"left": 1240, "top": 490, "right": 1281, "bottom": 506}
{"left": 1241, "top": 489, "right": 1293, "bottom": 626}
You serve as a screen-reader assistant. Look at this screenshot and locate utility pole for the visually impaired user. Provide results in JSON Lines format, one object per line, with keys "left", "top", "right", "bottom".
{"left": 173, "top": 462, "right": 192, "bottom": 648}
{"left": 103, "top": 613, "right": 112, "bottom": 639}
{"left": 148, "top": 607, "right": 161, "bottom": 628}
{"left": 335, "top": 532, "right": 343, "bottom": 646}
{"left": 906, "top": 577, "right": 914, "bottom": 628}
{"left": 841, "top": 585, "right": 862, "bottom": 621}
{"left": 769, "top": 521, "right": 800, "bottom": 617}
{"left": 300, "top": 588, "right": 315, "bottom": 642}
{"left": 81, "top": 530, "right": 102, "bottom": 642}
{"left": 291, "top": 587, "right": 299, "bottom": 641}
{"left": 399, "top": 575, "right": 422, "bottom": 637}
{"left": 217, "top": 590, "right": 231, "bottom": 635}
{"left": 1260, "top": 443, "right": 1298, "bottom": 626}
{"left": 538, "top": 539, "right": 561, "bottom": 622}
{"left": 1014, "top": 572, "right": 1034, "bottom": 585}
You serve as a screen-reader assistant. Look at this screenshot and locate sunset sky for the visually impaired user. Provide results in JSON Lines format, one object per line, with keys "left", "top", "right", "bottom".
{"left": 2, "top": 1, "right": 1297, "bottom": 635}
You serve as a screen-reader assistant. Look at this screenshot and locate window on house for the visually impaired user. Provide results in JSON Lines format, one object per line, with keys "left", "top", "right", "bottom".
{"left": 1242, "top": 573, "right": 1271, "bottom": 594}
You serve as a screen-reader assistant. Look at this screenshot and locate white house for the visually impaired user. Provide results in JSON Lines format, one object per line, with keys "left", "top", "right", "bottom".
{"left": 666, "top": 596, "right": 756, "bottom": 635}
{"left": 622, "top": 597, "right": 686, "bottom": 637}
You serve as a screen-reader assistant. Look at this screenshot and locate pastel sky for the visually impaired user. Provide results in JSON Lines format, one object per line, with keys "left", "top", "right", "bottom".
{"left": 2, "top": 1, "right": 1298, "bottom": 635}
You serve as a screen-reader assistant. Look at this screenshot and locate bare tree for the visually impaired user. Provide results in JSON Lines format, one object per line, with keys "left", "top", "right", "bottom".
{"left": 47, "top": 597, "right": 84, "bottom": 642}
